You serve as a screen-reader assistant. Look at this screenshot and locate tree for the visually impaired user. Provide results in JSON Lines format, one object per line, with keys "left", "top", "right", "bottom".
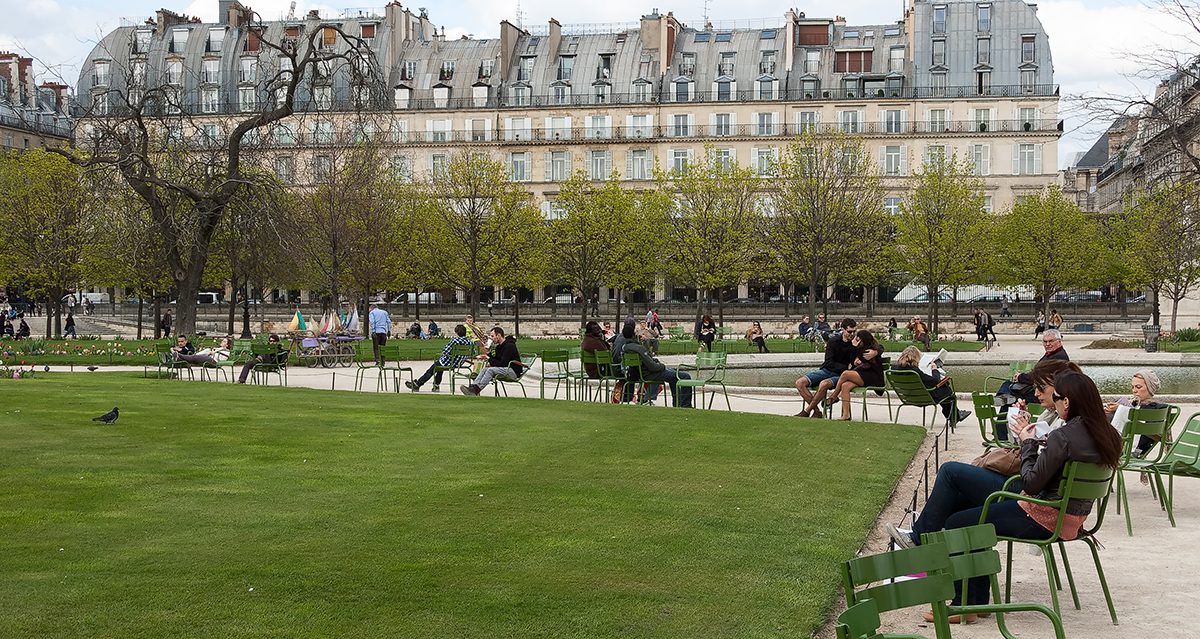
{"left": 1127, "top": 181, "right": 1200, "bottom": 329}
{"left": 212, "top": 177, "right": 291, "bottom": 338}
{"left": 993, "top": 186, "right": 1104, "bottom": 319}
{"left": 894, "top": 152, "right": 988, "bottom": 333}
{"left": 58, "top": 14, "right": 386, "bottom": 336}
{"left": 0, "top": 150, "right": 97, "bottom": 337}
{"left": 422, "top": 152, "right": 542, "bottom": 320}
{"left": 660, "top": 144, "right": 761, "bottom": 322}
{"left": 762, "top": 132, "right": 886, "bottom": 321}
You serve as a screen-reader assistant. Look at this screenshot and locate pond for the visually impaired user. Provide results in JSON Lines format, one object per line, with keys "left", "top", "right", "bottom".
{"left": 725, "top": 365, "right": 1200, "bottom": 395}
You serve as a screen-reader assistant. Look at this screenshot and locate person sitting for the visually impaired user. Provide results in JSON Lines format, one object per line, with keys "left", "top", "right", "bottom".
{"left": 426, "top": 321, "right": 440, "bottom": 338}
{"left": 747, "top": 321, "right": 770, "bottom": 353}
{"left": 460, "top": 327, "right": 523, "bottom": 396}
{"left": 622, "top": 322, "right": 693, "bottom": 407}
{"left": 827, "top": 330, "right": 886, "bottom": 420}
{"left": 695, "top": 314, "right": 717, "bottom": 352}
{"left": 17, "top": 318, "right": 30, "bottom": 339}
{"left": 169, "top": 335, "right": 195, "bottom": 361}
{"left": 581, "top": 320, "right": 610, "bottom": 379}
{"left": 237, "top": 335, "right": 282, "bottom": 384}
{"left": 907, "top": 315, "right": 931, "bottom": 351}
{"left": 797, "top": 315, "right": 811, "bottom": 338}
{"left": 635, "top": 320, "right": 660, "bottom": 356}
{"left": 2, "top": 319, "right": 13, "bottom": 337}
{"left": 1104, "top": 369, "right": 1169, "bottom": 458}
{"left": 813, "top": 313, "right": 832, "bottom": 339}
{"left": 406, "top": 325, "right": 474, "bottom": 392}
{"left": 997, "top": 329, "right": 1069, "bottom": 403}
{"left": 602, "top": 321, "right": 616, "bottom": 342}
{"left": 407, "top": 322, "right": 422, "bottom": 339}
{"left": 887, "top": 371, "right": 1122, "bottom": 622}
{"left": 891, "top": 345, "right": 971, "bottom": 425}
{"left": 794, "top": 319, "right": 858, "bottom": 418}
{"left": 176, "top": 337, "right": 232, "bottom": 366}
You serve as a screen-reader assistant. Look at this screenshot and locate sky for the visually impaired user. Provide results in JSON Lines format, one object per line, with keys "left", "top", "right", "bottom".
{"left": 1, "top": 0, "right": 1193, "bottom": 167}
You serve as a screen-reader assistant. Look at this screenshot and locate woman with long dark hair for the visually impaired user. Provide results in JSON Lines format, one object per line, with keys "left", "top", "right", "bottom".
{"left": 889, "top": 370, "right": 1122, "bottom": 621}
{"left": 826, "top": 329, "right": 885, "bottom": 420}
{"left": 695, "top": 314, "right": 716, "bottom": 352}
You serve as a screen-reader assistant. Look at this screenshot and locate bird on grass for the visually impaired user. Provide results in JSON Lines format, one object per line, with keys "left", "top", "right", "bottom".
{"left": 86, "top": 366, "right": 98, "bottom": 372}
{"left": 92, "top": 407, "right": 119, "bottom": 424}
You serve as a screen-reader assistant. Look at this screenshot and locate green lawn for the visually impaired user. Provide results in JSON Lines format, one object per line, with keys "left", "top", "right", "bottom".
{"left": 0, "top": 375, "right": 923, "bottom": 638}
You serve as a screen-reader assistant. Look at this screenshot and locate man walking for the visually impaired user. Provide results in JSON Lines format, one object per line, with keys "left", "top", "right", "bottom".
{"left": 368, "top": 303, "right": 392, "bottom": 365}
{"left": 406, "top": 325, "right": 475, "bottom": 393}
{"left": 460, "top": 327, "right": 523, "bottom": 396}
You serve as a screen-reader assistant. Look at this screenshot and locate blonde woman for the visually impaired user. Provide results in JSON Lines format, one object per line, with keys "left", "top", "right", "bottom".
{"left": 892, "top": 346, "right": 970, "bottom": 424}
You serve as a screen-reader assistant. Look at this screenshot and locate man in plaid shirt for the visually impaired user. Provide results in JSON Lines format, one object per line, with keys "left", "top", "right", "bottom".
{"left": 405, "top": 324, "right": 475, "bottom": 392}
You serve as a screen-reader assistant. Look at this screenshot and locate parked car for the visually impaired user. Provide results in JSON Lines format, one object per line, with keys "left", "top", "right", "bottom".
{"left": 1064, "top": 292, "right": 1103, "bottom": 303}
{"left": 730, "top": 298, "right": 759, "bottom": 304}
{"left": 542, "top": 293, "right": 578, "bottom": 304}
{"left": 897, "top": 292, "right": 954, "bottom": 304}
{"left": 1126, "top": 295, "right": 1147, "bottom": 304}
{"left": 966, "top": 294, "right": 1005, "bottom": 304}
{"left": 390, "top": 293, "right": 443, "bottom": 304}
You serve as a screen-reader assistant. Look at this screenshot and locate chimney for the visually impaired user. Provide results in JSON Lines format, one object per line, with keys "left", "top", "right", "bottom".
{"left": 548, "top": 18, "right": 561, "bottom": 55}
{"left": 218, "top": 0, "right": 233, "bottom": 24}
{"left": 155, "top": 9, "right": 189, "bottom": 38}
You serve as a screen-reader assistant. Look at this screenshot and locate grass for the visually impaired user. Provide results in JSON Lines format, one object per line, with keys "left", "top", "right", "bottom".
{"left": 0, "top": 374, "right": 923, "bottom": 639}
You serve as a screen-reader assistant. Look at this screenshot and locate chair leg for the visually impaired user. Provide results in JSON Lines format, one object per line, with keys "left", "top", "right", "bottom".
{"left": 1081, "top": 535, "right": 1119, "bottom": 624}
{"left": 1158, "top": 471, "right": 1176, "bottom": 526}
{"left": 1042, "top": 544, "right": 1063, "bottom": 619}
{"left": 1118, "top": 472, "right": 1134, "bottom": 536}
{"left": 1057, "top": 540, "right": 1081, "bottom": 610}
{"left": 1004, "top": 540, "right": 1015, "bottom": 604}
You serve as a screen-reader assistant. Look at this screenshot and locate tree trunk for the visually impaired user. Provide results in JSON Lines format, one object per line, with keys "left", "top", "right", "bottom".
{"left": 808, "top": 275, "right": 819, "bottom": 322}
{"left": 1171, "top": 297, "right": 1180, "bottom": 332}
{"left": 226, "top": 275, "right": 239, "bottom": 336}
{"left": 137, "top": 297, "right": 144, "bottom": 340}
{"left": 927, "top": 282, "right": 938, "bottom": 335}
{"left": 614, "top": 289, "right": 623, "bottom": 329}
{"left": 513, "top": 297, "right": 521, "bottom": 337}
{"left": 1118, "top": 283, "right": 1128, "bottom": 318}
{"left": 153, "top": 292, "right": 162, "bottom": 339}
{"left": 717, "top": 288, "right": 725, "bottom": 328}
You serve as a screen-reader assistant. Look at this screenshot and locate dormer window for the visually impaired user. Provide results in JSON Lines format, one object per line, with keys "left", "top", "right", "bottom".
{"left": 517, "top": 57, "right": 534, "bottom": 81}
{"left": 558, "top": 56, "right": 574, "bottom": 81}
{"left": 133, "top": 29, "right": 152, "bottom": 54}
{"left": 401, "top": 60, "right": 417, "bottom": 80}
{"left": 479, "top": 59, "right": 495, "bottom": 78}
{"left": 170, "top": 29, "right": 188, "bottom": 53}
{"left": 207, "top": 29, "right": 225, "bottom": 53}
{"left": 92, "top": 61, "right": 110, "bottom": 86}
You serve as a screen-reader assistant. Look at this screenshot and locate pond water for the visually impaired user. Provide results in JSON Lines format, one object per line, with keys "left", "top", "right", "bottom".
{"left": 725, "top": 365, "right": 1200, "bottom": 395}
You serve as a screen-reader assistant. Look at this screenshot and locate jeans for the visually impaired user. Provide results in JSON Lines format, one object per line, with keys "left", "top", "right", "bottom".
{"left": 414, "top": 362, "right": 446, "bottom": 388}
{"left": 801, "top": 367, "right": 840, "bottom": 388}
{"left": 473, "top": 365, "right": 514, "bottom": 390}
{"left": 911, "top": 462, "right": 1022, "bottom": 538}
{"left": 64, "top": 326, "right": 77, "bottom": 338}
{"left": 646, "top": 368, "right": 693, "bottom": 407}
{"left": 944, "top": 500, "right": 1052, "bottom": 605}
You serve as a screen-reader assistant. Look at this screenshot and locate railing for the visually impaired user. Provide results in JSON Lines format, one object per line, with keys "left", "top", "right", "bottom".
{"left": 526, "top": 21, "right": 639, "bottom": 36}
{"left": 0, "top": 112, "right": 73, "bottom": 138}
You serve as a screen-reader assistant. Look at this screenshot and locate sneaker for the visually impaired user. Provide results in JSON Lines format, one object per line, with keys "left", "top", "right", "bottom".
{"left": 460, "top": 384, "right": 479, "bottom": 396}
{"left": 405, "top": 380, "right": 419, "bottom": 392}
{"left": 431, "top": 384, "right": 440, "bottom": 393}
{"left": 956, "top": 409, "right": 973, "bottom": 424}
{"left": 886, "top": 522, "right": 916, "bottom": 549}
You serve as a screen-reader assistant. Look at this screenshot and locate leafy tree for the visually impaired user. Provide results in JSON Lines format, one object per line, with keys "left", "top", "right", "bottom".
{"left": 993, "top": 185, "right": 1104, "bottom": 319}
{"left": 0, "top": 149, "right": 97, "bottom": 337}
{"left": 1126, "top": 181, "right": 1200, "bottom": 329}
{"left": 762, "top": 132, "right": 886, "bottom": 321}
{"left": 211, "top": 177, "right": 292, "bottom": 338}
{"left": 659, "top": 144, "right": 761, "bottom": 322}
{"left": 895, "top": 152, "right": 988, "bottom": 332}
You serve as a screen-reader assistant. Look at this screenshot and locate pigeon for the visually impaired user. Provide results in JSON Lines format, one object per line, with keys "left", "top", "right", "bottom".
{"left": 86, "top": 366, "right": 98, "bottom": 372}
{"left": 92, "top": 407, "right": 119, "bottom": 424}
{"left": 43, "top": 365, "right": 49, "bottom": 372}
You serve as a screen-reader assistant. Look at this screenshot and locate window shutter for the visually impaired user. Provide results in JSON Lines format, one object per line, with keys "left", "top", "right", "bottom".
{"left": 465, "top": 119, "right": 473, "bottom": 136}
{"left": 879, "top": 146, "right": 886, "bottom": 173}
{"left": 1012, "top": 107, "right": 1020, "bottom": 129}
{"left": 1012, "top": 144, "right": 1020, "bottom": 175}
{"left": 605, "top": 150, "right": 613, "bottom": 176}
{"left": 901, "top": 109, "right": 908, "bottom": 130}
{"left": 687, "top": 148, "right": 695, "bottom": 163}
{"left": 727, "top": 148, "right": 737, "bottom": 162}
{"left": 565, "top": 151, "right": 572, "bottom": 175}
{"left": 709, "top": 113, "right": 717, "bottom": 128}
{"left": 544, "top": 151, "right": 552, "bottom": 181}
{"left": 858, "top": 110, "right": 865, "bottom": 127}
{"left": 504, "top": 117, "right": 512, "bottom": 140}
{"left": 626, "top": 114, "right": 634, "bottom": 130}
{"left": 900, "top": 145, "right": 908, "bottom": 175}
{"left": 981, "top": 145, "right": 990, "bottom": 176}
{"left": 923, "top": 109, "right": 930, "bottom": 130}
{"left": 426, "top": 154, "right": 434, "bottom": 173}
{"left": 1034, "top": 144, "right": 1042, "bottom": 174}
{"left": 625, "top": 151, "right": 634, "bottom": 179}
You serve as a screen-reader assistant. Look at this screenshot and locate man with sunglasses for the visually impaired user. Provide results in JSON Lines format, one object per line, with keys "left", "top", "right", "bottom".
{"left": 996, "top": 328, "right": 1069, "bottom": 403}
{"left": 237, "top": 334, "right": 282, "bottom": 384}
{"left": 794, "top": 318, "right": 858, "bottom": 417}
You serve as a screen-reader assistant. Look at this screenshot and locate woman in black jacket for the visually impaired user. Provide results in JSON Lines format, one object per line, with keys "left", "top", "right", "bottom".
{"left": 828, "top": 330, "right": 885, "bottom": 420}
{"left": 694, "top": 315, "right": 716, "bottom": 352}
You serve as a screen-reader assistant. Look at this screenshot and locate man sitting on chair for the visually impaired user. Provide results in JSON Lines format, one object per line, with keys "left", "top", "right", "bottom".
{"left": 406, "top": 325, "right": 473, "bottom": 393}
{"left": 460, "top": 327, "right": 522, "bottom": 396}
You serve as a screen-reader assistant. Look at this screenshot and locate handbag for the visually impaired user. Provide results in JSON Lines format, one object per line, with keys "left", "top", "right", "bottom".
{"left": 971, "top": 447, "right": 1021, "bottom": 477}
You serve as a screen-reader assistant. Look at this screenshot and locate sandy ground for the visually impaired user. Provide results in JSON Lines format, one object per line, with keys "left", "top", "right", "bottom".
{"left": 91, "top": 334, "right": 1200, "bottom": 638}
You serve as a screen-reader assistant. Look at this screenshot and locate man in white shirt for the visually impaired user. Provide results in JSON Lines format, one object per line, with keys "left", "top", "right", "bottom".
{"left": 368, "top": 304, "right": 392, "bottom": 365}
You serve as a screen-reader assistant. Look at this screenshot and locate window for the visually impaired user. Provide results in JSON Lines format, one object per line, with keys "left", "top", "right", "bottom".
{"left": 518, "top": 57, "right": 534, "bottom": 81}
{"left": 439, "top": 60, "right": 455, "bottom": 81}
{"left": 717, "top": 80, "right": 732, "bottom": 101}
{"left": 391, "top": 119, "right": 408, "bottom": 142}
{"left": 554, "top": 85, "right": 570, "bottom": 105}
{"left": 694, "top": 32, "right": 711, "bottom": 43}
{"left": 93, "top": 61, "right": 110, "bottom": 86}
{"left": 629, "top": 114, "right": 651, "bottom": 139}
{"left": 756, "top": 112, "right": 776, "bottom": 136}
{"left": 311, "top": 121, "right": 334, "bottom": 144}
{"left": 843, "top": 78, "right": 858, "bottom": 97}
{"left": 480, "top": 59, "right": 495, "bottom": 78}
{"left": 128, "top": 60, "right": 145, "bottom": 86}
{"left": 681, "top": 53, "right": 696, "bottom": 77}
{"left": 933, "top": 5, "right": 947, "bottom": 34}
{"left": 715, "top": 32, "right": 732, "bottom": 42}
{"left": 714, "top": 113, "right": 732, "bottom": 136}
{"left": 1021, "top": 36, "right": 1036, "bottom": 63}
{"left": 977, "top": 38, "right": 990, "bottom": 66}
{"left": 200, "top": 124, "right": 222, "bottom": 146}
{"left": 1016, "top": 143, "right": 1041, "bottom": 175}
{"left": 931, "top": 72, "right": 947, "bottom": 96}
{"left": 714, "top": 148, "right": 733, "bottom": 171}
{"left": 759, "top": 79, "right": 774, "bottom": 100}
{"left": 164, "top": 86, "right": 181, "bottom": 113}
{"left": 974, "top": 108, "right": 992, "bottom": 131}
{"left": 510, "top": 86, "right": 529, "bottom": 106}
{"left": 594, "top": 84, "right": 608, "bottom": 104}
{"left": 588, "top": 115, "right": 610, "bottom": 139}
{"left": 91, "top": 92, "right": 109, "bottom": 115}
{"left": 884, "top": 27, "right": 901, "bottom": 37}
{"left": 882, "top": 145, "right": 904, "bottom": 176}
{"left": 761, "top": 50, "right": 776, "bottom": 75}
{"left": 970, "top": 144, "right": 990, "bottom": 175}
{"left": 672, "top": 148, "right": 691, "bottom": 172}
{"left": 1018, "top": 107, "right": 1037, "bottom": 130}
{"left": 314, "top": 155, "right": 333, "bottom": 183}
{"left": 361, "top": 24, "right": 376, "bottom": 40}
{"left": 313, "top": 85, "right": 332, "bottom": 110}
{"left": 133, "top": 29, "right": 152, "bottom": 54}
{"left": 171, "top": 29, "right": 188, "bottom": 53}
{"left": 392, "top": 86, "right": 410, "bottom": 109}
{"left": 761, "top": 30, "right": 776, "bottom": 39}
{"left": 889, "top": 48, "right": 905, "bottom": 73}
{"left": 805, "top": 49, "right": 820, "bottom": 73}
{"left": 982, "top": 195, "right": 993, "bottom": 214}
{"left": 202, "top": 59, "right": 220, "bottom": 84}
{"left": 675, "top": 80, "right": 690, "bottom": 103}
{"left": 753, "top": 147, "right": 776, "bottom": 176}
{"left": 207, "top": 29, "right": 224, "bottom": 53}
{"left": 884, "top": 197, "right": 901, "bottom": 215}
{"left": 238, "top": 87, "right": 256, "bottom": 111}
{"left": 801, "top": 78, "right": 819, "bottom": 98}
{"left": 402, "top": 60, "right": 418, "bottom": 80}
{"left": 719, "top": 52, "right": 735, "bottom": 77}
{"left": 633, "top": 81, "right": 650, "bottom": 103}
{"left": 320, "top": 27, "right": 336, "bottom": 50}
{"left": 430, "top": 154, "right": 448, "bottom": 178}
{"left": 928, "top": 108, "right": 947, "bottom": 131}
{"left": 835, "top": 50, "right": 872, "bottom": 73}
{"left": 505, "top": 117, "right": 530, "bottom": 141}
{"left": 390, "top": 155, "right": 413, "bottom": 181}
{"left": 627, "top": 149, "right": 651, "bottom": 180}
{"left": 275, "top": 122, "right": 297, "bottom": 145}
{"left": 978, "top": 4, "right": 991, "bottom": 31}
{"left": 798, "top": 24, "right": 829, "bottom": 46}
{"left": 275, "top": 156, "right": 294, "bottom": 183}
{"left": 1021, "top": 70, "right": 1037, "bottom": 93}
{"left": 589, "top": 150, "right": 612, "bottom": 180}
{"left": 673, "top": 114, "right": 691, "bottom": 137}
{"left": 549, "top": 151, "right": 570, "bottom": 181}
{"left": 797, "top": 111, "right": 818, "bottom": 133}
{"left": 977, "top": 71, "right": 991, "bottom": 95}
{"left": 558, "top": 56, "right": 574, "bottom": 80}
{"left": 549, "top": 116, "right": 570, "bottom": 140}
{"left": 839, "top": 110, "right": 860, "bottom": 133}
{"left": 885, "top": 109, "right": 903, "bottom": 134}
{"left": 432, "top": 85, "right": 449, "bottom": 108}
{"left": 201, "top": 87, "right": 219, "bottom": 113}
{"left": 886, "top": 77, "right": 903, "bottom": 95}
{"left": 237, "top": 59, "right": 257, "bottom": 84}
{"left": 471, "top": 84, "right": 489, "bottom": 107}
{"left": 429, "top": 119, "right": 450, "bottom": 142}
{"left": 843, "top": 30, "right": 859, "bottom": 39}
{"left": 932, "top": 40, "right": 946, "bottom": 66}
{"left": 245, "top": 30, "right": 261, "bottom": 52}
{"left": 508, "top": 152, "right": 530, "bottom": 181}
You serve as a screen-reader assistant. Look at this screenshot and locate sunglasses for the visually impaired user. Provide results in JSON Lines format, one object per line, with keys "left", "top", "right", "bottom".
{"left": 1052, "top": 392, "right": 1064, "bottom": 402}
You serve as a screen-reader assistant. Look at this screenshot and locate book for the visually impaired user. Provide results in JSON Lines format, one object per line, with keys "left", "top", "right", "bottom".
{"left": 917, "top": 349, "right": 949, "bottom": 376}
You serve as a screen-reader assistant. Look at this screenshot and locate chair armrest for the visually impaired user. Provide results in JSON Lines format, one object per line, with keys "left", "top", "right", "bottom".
{"left": 950, "top": 602, "right": 1064, "bottom": 639}
{"left": 980, "top": 489, "right": 1060, "bottom": 522}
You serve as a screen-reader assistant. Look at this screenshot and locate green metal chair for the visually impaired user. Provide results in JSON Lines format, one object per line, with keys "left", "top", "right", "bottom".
{"left": 378, "top": 344, "right": 413, "bottom": 392}
{"left": 835, "top": 598, "right": 930, "bottom": 639}
{"left": 565, "top": 347, "right": 591, "bottom": 401}
{"left": 153, "top": 342, "right": 193, "bottom": 380}
{"left": 979, "top": 461, "right": 1119, "bottom": 624}
{"left": 1145, "top": 411, "right": 1200, "bottom": 529}
{"left": 434, "top": 344, "right": 479, "bottom": 394}
{"left": 983, "top": 362, "right": 1034, "bottom": 393}
{"left": 622, "top": 352, "right": 668, "bottom": 406}
{"left": 540, "top": 349, "right": 573, "bottom": 400}
{"left": 841, "top": 542, "right": 955, "bottom": 639}
{"left": 248, "top": 343, "right": 287, "bottom": 386}
{"left": 353, "top": 340, "right": 382, "bottom": 391}
{"left": 493, "top": 354, "right": 537, "bottom": 397}
{"left": 592, "top": 350, "right": 626, "bottom": 403}
{"left": 921, "top": 524, "right": 1065, "bottom": 639}
{"left": 885, "top": 369, "right": 956, "bottom": 431}
{"left": 1114, "top": 405, "right": 1172, "bottom": 535}
{"left": 677, "top": 351, "right": 730, "bottom": 410}
{"left": 849, "top": 356, "right": 892, "bottom": 421}
{"left": 971, "top": 391, "right": 1018, "bottom": 449}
